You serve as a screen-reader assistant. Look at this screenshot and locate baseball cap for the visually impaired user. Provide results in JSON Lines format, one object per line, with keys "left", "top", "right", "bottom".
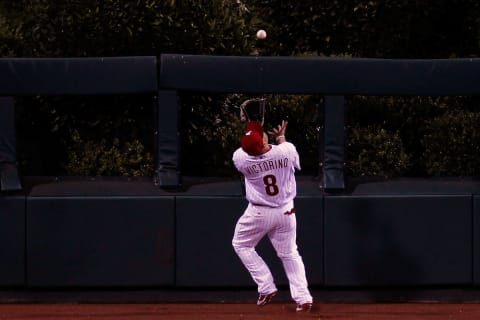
{"left": 241, "top": 121, "right": 264, "bottom": 156}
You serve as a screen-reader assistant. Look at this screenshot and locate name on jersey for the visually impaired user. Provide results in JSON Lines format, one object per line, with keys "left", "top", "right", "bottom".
{"left": 245, "top": 158, "right": 289, "bottom": 175}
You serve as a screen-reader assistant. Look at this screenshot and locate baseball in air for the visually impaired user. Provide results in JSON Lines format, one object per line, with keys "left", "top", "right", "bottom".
{"left": 256, "top": 29, "right": 267, "bottom": 40}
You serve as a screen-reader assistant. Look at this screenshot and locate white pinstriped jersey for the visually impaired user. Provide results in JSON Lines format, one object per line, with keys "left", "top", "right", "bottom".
{"left": 232, "top": 142, "right": 301, "bottom": 208}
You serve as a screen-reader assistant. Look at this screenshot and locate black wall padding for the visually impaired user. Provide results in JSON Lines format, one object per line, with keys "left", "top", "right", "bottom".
{"left": 27, "top": 196, "right": 175, "bottom": 287}
{"left": 473, "top": 195, "right": 480, "bottom": 286}
{"left": 324, "top": 195, "right": 472, "bottom": 287}
{"left": 175, "top": 197, "right": 252, "bottom": 287}
{"left": 154, "top": 90, "right": 181, "bottom": 188}
{"left": 159, "top": 54, "right": 480, "bottom": 96}
{"left": 175, "top": 196, "right": 324, "bottom": 287}
{"left": 0, "top": 97, "right": 22, "bottom": 191}
{"left": 0, "top": 195, "right": 25, "bottom": 286}
{"left": 0, "top": 57, "right": 157, "bottom": 95}
{"left": 0, "top": 97, "right": 15, "bottom": 164}
{"left": 320, "top": 96, "right": 345, "bottom": 191}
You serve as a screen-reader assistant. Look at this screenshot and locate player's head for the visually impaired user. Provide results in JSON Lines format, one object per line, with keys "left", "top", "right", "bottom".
{"left": 241, "top": 121, "right": 266, "bottom": 156}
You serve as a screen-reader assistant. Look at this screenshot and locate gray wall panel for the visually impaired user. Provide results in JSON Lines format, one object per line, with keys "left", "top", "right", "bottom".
{"left": 473, "top": 196, "right": 480, "bottom": 286}
{"left": 325, "top": 195, "right": 472, "bottom": 286}
{"left": 159, "top": 54, "right": 480, "bottom": 96}
{"left": 294, "top": 196, "right": 324, "bottom": 286}
{"left": 0, "top": 57, "right": 157, "bottom": 95}
{"left": 27, "top": 196, "right": 174, "bottom": 287}
{"left": 175, "top": 197, "right": 251, "bottom": 287}
{"left": 175, "top": 196, "right": 323, "bottom": 288}
{"left": 0, "top": 195, "right": 25, "bottom": 286}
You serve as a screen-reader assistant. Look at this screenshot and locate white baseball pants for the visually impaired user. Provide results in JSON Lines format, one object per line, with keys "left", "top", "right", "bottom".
{"left": 232, "top": 202, "right": 313, "bottom": 305}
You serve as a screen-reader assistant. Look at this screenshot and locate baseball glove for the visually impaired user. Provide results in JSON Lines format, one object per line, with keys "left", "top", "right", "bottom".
{"left": 240, "top": 98, "right": 266, "bottom": 125}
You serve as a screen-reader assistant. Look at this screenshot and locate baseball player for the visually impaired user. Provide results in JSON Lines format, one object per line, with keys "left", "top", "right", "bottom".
{"left": 232, "top": 120, "right": 313, "bottom": 312}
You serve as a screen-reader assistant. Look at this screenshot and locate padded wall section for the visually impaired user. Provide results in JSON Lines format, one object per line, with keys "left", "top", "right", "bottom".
{"left": 293, "top": 196, "right": 324, "bottom": 286}
{"left": 154, "top": 90, "right": 181, "bottom": 188}
{"left": 159, "top": 54, "right": 480, "bottom": 95}
{"left": 0, "top": 57, "right": 157, "bottom": 95}
{"left": 0, "top": 97, "right": 15, "bottom": 163}
{"left": 175, "top": 195, "right": 323, "bottom": 287}
{"left": 27, "top": 196, "right": 174, "bottom": 287}
{"left": 325, "top": 195, "right": 472, "bottom": 286}
{"left": 320, "top": 96, "right": 345, "bottom": 191}
{"left": 473, "top": 196, "right": 480, "bottom": 285}
{"left": 175, "top": 196, "right": 250, "bottom": 287}
{"left": 0, "top": 195, "right": 25, "bottom": 286}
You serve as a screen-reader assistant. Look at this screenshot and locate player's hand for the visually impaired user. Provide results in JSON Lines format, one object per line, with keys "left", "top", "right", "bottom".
{"left": 268, "top": 120, "right": 288, "bottom": 137}
{"left": 268, "top": 120, "right": 288, "bottom": 144}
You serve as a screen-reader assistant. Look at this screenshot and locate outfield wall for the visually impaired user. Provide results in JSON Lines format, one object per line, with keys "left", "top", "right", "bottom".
{"left": 1, "top": 176, "right": 478, "bottom": 289}
{"left": 2, "top": 55, "right": 480, "bottom": 290}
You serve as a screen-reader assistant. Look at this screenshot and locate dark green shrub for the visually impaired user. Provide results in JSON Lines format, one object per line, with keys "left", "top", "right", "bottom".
{"left": 0, "top": 0, "right": 257, "bottom": 57}
{"left": 180, "top": 94, "right": 320, "bottom": 177}
{"left": 14, "top": 95, "right": 154, "bottom": 175}
{"left": 180, "top": 93, "right": 251, "bottom": 177}
{"left": 422, "top": 110, "right": 480, "bottom": 176}
{"left": 248, "top": 1, "right": 480, "bottom": 58}
{"left": 64, "top": 131, "right": 153, "bottom": 176}
{"left": 347, "top": 96, "right": 457, "bottom": 175}
{"left": 347, "top": 126, "right": 410, "bottom": 177}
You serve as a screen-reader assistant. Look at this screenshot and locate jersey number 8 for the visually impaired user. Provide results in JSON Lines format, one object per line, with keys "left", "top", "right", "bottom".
{"left": 263, "top": 174, "right": 279, "bottom": 196}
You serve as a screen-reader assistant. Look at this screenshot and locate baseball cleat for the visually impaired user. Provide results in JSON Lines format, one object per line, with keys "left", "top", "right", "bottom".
{"left": 256, "top": 290, "right": 278, "bottom": 306}
{"left": 296, "top": 302, "right": 313, "bottom": 312}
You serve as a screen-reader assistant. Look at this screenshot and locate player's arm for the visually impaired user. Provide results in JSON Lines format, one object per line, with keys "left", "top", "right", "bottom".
{"left": 269, "top": 120, "right": 301, "bottom": 170}
{"left": 232, "top": 148, "right": 247, "bottom": 172}
{"left": 268, "top": 120, "right": 288, "bottom": 144}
